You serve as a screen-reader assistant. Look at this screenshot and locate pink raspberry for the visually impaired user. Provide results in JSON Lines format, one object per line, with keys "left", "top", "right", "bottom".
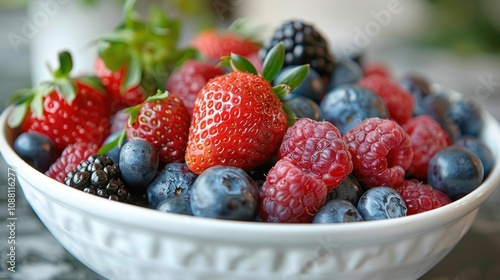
{"left": 278, "top": 118, "right": 353, "bottom": 192}
{"left": 46, "top": 142, "right": 99, "bottom": 183}
{"left": 358, "top": 75, "right": 414, "bottom": 125}
{"left": 396, "top": 179, "right": 451, "bottom": 215}
{"left": 166, "top": 60, "right": 224, "bottom": 117}
{"left": 259, "top": 158, "right": 327, "bottom": 223}
{"left": 403, "top": 115, "right": 450, "bottom": 180}
{"left": 363, "top": 63, "right": 391, "bottom": 79}
{"left": 343, "top": 118, "right": 413, "bottom": 189}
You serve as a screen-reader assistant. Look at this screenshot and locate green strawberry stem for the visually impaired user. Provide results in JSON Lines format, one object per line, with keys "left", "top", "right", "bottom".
{"left": 219, "top": 41, "right": 309, "bottom": 126}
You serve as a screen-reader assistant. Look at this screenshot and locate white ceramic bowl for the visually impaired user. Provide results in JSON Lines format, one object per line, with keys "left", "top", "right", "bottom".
{"left": 1, "top": 85, "right": 499, "bottom": 280}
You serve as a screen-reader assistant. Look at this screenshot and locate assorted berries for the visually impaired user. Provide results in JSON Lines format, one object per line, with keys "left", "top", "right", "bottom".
{"left": 7, "top": 10, "right": 494, "bottom": 225}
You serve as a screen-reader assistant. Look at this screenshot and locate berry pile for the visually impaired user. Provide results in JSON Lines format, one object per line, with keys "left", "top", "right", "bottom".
{"left": 9, "top": 5, "right": 494, "bottom": 224}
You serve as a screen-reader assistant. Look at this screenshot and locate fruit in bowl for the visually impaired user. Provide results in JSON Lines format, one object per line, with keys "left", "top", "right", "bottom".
{"left": 1, "top": 4, "right": 500, "bottom": 279}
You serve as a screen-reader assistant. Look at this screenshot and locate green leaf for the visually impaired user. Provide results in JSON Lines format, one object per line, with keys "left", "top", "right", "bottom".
{"left": 272, "top": 84, "right": 291, "bottom": 99}
{"left": 230, "top": 53, "right": 258, "bottom": 75}
{"left": 53, "top": 51, "right": 73, "bottom": 78}
{"left": 100, "top": 42, "right": 130, "bottom": 72}
{"left": 30, "top": 87, "right": 46, "bottom": 119}
{"left": 7, "top": 103, "right": 29, "bottom": 128}
{"left": 218, "top": 56, "right": 231, "bottom": 68}
{"left": 121, "top": 53, "right": 142, "bottom": 92}
{"left": 275, "top": 64, "right": 310, "bottom": 92}
{"left": 282, "top": 104, "right": 297, "bottom": 127}
{"left": 77, "top": 76, "right": 107, "bottom": 94}
{"left": 98, "top": 28, "right": 135, "bottom": 44}
{"left": 8, "top": 89, "right": 34, "bottom": 105}
{"left": 98, "top": 129, "right": 127, "bottom": 155}
{"left": 262, "top": 42, "right": 285, "bottom": 82}
{"left": 54, "top": 79, "right": 77, "bottom": 104}
{"left": 123, "top": 104, "right": 141, "bottom": 125}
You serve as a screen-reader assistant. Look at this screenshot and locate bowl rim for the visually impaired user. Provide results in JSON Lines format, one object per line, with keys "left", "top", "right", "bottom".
{"left": 1, "top": 85, "right": 499, "bottom": 245}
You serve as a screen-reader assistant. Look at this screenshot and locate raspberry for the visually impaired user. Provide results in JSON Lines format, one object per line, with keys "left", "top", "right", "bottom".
{"left": 45, "top": 142, "right": 99, "bottom": 183}
{"left": 343, "top": 118, "right": 413, "bottom": 189}
{"left": 403, "top": 115, "right": 449, "bottom": 180}
{"left": 166, "top": 60, "right": 224, "bottom": 117}
{"left": 358, "top": 75, "right": 414, "bottom": 125}
{"left": 278, "top": 118, "right": 353, "bottom": 192}
{"left": 363, "top": 63, "right": 390, "bottom": 79}
{"left": 259, "top": 158, "right": 327, "bottom": 223}
{"left": 396, "top": 179, "right": 451, "bottom": 215}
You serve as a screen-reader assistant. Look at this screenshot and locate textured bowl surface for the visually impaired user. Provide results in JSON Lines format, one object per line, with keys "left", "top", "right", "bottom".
{"left": 1, "top": 85, "right": 499, "bottom": 280}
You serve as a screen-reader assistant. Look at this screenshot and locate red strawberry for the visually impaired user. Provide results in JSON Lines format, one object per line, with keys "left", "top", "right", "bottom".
{"left": 124, "top": 91, "right": 191, "bottom": 165}
{"left": 95, "top": 2, "right": 196, "bottom": 113}
{"left": 8, "top": 51, "right": 111, "bottom": 151}
{"left": 191, "top": 29, "right": 260, "bottom": 61}
{"left": 46, "top": 142, "right": 99, "bottom": 183}
{"left": 94, "top": 57, "right": 146, "bottom": 113}
{"left": 185, "top": 42, "right": 309, "bottom": 174}
{"left": 166, "top": 60, "right": 224, "bottom": 117}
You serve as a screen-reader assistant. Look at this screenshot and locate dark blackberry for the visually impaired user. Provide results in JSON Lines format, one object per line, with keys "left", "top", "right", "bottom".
{"left": 64, "top": 154, "right": 132, "bottom": 203}
{"left": 259, "top": 20, "right": 335, "bottom": 80}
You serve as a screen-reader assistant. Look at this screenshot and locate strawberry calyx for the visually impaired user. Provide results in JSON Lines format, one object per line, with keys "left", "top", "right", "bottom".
{"left": 97, "top": 0, "right": 197, "bottom": 95}
{"left": 97, "top": 90, "right": 171, "bottom": 155}
{"left": 7, "top": 51, "right": 106, "bottom": 128}
{"left": 219, "top": 42, "right": 310, "bottom": 126}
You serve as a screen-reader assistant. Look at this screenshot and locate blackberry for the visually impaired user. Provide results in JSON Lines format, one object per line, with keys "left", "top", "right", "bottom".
{"left": 64, "top": 154, "right": 131, "bottom": 202}
{"left": 259, "top": 20, "right": 334, "bottom": 80}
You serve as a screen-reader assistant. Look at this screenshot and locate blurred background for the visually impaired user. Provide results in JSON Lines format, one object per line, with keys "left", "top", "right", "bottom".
{"left": 0, "top": 0, "right": 499, "bottom": 279}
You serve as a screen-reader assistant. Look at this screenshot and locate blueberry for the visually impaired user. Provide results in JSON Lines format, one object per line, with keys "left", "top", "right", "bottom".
{"left": 399, "top": 74, "right": 431, "bottom": 116}
{"left": 320, "top": 85, "right": 388, "bottom": 134}
{"left": 275, "top": 66, "right": 324, "bottom": 103}
{"left": 357, "top": 187, "right": 407, "bottom": 221}
{"left": 119, "top": 139, "right": 159, "bottom": 193}
{"left": 421, "top": 93, "right": 461, "bottom": 142}
{"left": 190, "top": 165, "right": 260, "bottom": 221}
{"left": 427, "top": 146, "right": 484, "bottom": 199}
{"left": 313, "top": 200, "right": 363, "bottom": 223}
{"left": 448, "top": 97, "right": 484, "bottom": 137}
{"left": 326, "top": 175, "right": 363, "bottom": 207}
{"left": 455, "top": 136, "right": 494, "bottom": 177}
{"left": 147, "top": 163, "right": 197, "bottom": 209}
{"left": 283, "top": 96, "right": 322, "bottom": 121}
{"left": 102, "top": 131, "right": 128, "bottom": 164}
{"left": 13, "top": 132, "right": 59, "bottom": 172}
{"left": 327, "top": 60, "right": 363, "bottom": 91}
{"left": 156, "top": 196, "right": 193, "bottom": 216}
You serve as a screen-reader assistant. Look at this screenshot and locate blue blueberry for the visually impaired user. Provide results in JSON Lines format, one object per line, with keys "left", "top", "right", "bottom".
{"left": 326, "top": 175, "right": 363, "bottom": 207}
{"left": 399, "top": 74, "right": 431, "bottom": 116}
{"left": 427, "top": 146, "right": 484, "bottom": 199}
{"left": 275, "top": 66, "right": 324, "bottom": 103}
{"left": 156, "top": 196, "right": 193, "bottom": 216}
{"left": 313, "top": 200, "right": 363, "bottom": 223}
{"left": 421, "top": 92, "right": 461, "bottom": 142}
{"left": 327, "top": 60, "right": 363, "bottom": 91}
{"left": 448, "top": 97, "right": 484, "bottom": 137}
{"left": 147, "top": 163, "right": 197, "bottom": 209}
{"left": 102, "top": 131, "right": 128, "bottom": 164}
{"left": 119, "top": 139, "right": 159, "bottom": 193}
{"left": 283, "top": 96, "right": 322, "bottom": 121}
{"left": 455, "top": 136, "right": 494, "bottom": 177}
{"left": 14, "top": 132, "right": 59, "bottom": 172}
{"left": 190, "top": 165, "right": 260, "bottom": 221}
{"left": 357, "top": 187, "right": 407, "bottom": 221}
{"left": 320, "top": 85, "right": 388, "bottom": 134}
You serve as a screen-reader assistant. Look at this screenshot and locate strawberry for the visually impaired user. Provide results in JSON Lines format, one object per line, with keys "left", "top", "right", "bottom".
{"left": 166, "top": 60, "right": 224, "bottom": 117}
{"left": 185, "top": 42, "right": 309, "bottom": 174}
{"left": 8, "top": 51, "right": 111, "bottom": 151}
{"left": 95, "top": 0, "right": 197, "bottom": 113}
{"left": 191, "top": 22, "right": 260, "bottom": 62}
{"left": 121, "top": 91, "right": 191, "bottom": 165}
